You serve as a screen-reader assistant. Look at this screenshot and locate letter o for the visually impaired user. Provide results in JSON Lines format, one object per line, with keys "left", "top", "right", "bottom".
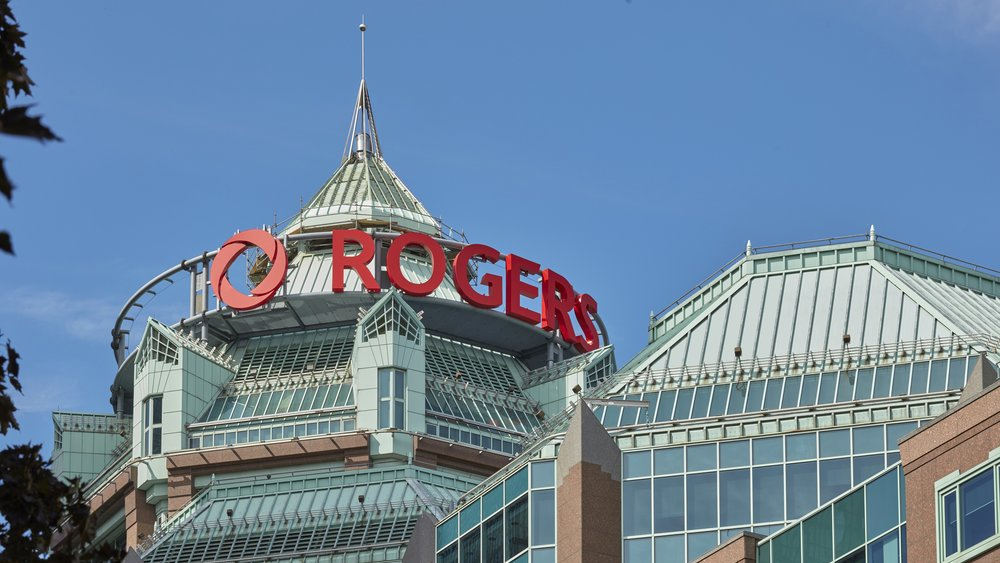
{"left": 386, "top": 232, "right": 446, "bottom": 296}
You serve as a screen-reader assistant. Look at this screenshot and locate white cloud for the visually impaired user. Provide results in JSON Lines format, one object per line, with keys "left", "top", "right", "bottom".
{"left": 896, "top": 0, "right": 1000, "bottom": 40}
{"left": 0, "top": 287, "right": 118, "bottom": 342}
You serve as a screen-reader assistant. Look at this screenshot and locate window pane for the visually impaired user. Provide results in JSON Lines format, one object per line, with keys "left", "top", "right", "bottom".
{"left": 653, "top": 476, "right": 684, "bottom": 533}
{"left": 800, "top": 375, "right": 819, "bottom": 407}
{"left": 654, "top": 535, "right": 685, "bottom": 563}
{"left": 531, "top": 460, "right": 555, "bottom": 488}
{"left": 654, "top": 390, "right": 676, "bottom": 422}
{"left": 772, "top": 525, "right": 802, "bottom": 563}
{"left": 753, "top": 466, "right": 784, "bottom": 522}
{"left": 961, "top": 470, "right": 996, "bottom": 549}
{"left": 763, "top": 379, "right": 783, "bottom": 410}
{"left": 673, "top": 388, "right": 693, "bottom": 420}
{"left": 691, "top": 386, "right": 712, "bottom": 418}
{"left": 482, "top": 513, "right": 503, "bottom": 563}
{"left": 866, "top": 471, "right": 899, "bottom": 540}
{"left": 929, "top": 360, "right": 948, "bottom": 392}
{"left": 781, "top": 376, "right": 802, "bottom": 409}
{"left": 787, "top": 462, "right": 818, "bottom": 519}
{"left": 818, "top": 372, "right": 837, "bottom": 404}
{"left": 944, "top": 491, "right": 958, "bottom": 557}
{"left": 506, "top": 467, "right": 528, "bottom": 503}
{"left": 890, "top": 365, "right": 909, "bottom": 397}
{"left": 461, "top": 529, "right": 481, "bottom": 563}
{"left": 152, "top": 428, "right": 162, "bottom": 454}
{"left": 395, "top": 369, "right": 405, "bottom": 397}
{"left": 909, "top": 362, "right": 929, "bottom": 394}
{"left": 624, "top": 538, "right": 651, "bottom": 563}
{"left": 654, "top": 448, "right": 683, "bottom": 475}
{"left": 438, "top": 515, "right": 458, "bottom": 550}
{"left": 745, "top": 380, "right": 765, "bottom": 413}
{"left": 727, "top": 383, "right": 747, "bottom": 415}
{"left": 720, "top": 440, "right": 750, "bottom": 468}
{"left": 867, "top": 529, "right": 898, "bottom": 563}
{"left": 620, "top": 394, "right": 642, "bottom": 426}
{"left": 853, "top": 426, "right": 884, "bottom": 454}
{"left": 873, "top": 367, "right": 893, "bottom": 398}
{"left": 948, "top": 357, "right": 967, "bottom": 390}
{"left": 438, "top": 543, "right": 458, "bottom": 563}
{"left": 624, "top": 451, "right": 651, "bottom": 479}
{"left": 833, "top": 489, "right": 865, "bottom": 558}
{"left": 836, "top": 371, "right": 855, "bottom": 402}
{"left": 687, "top": 472, "right": 717, "bottom": 529}
{"left": 395, "top": 401, "right": 405, "bottom": 428}
{"left": 886, "top": 422, "right": 918, "bottom": 450}
{"left": 819, "top": 429, "right": 850, "bottom": 458}
{"left": 820, "top": 458, "right": 852, "bottom": 503}
{"left": 753, "top": 437, "right": 783, "bottom": 465}
{"left": 853, "top": 455, "right": 884, "bottom": 484}
{"left": 787, "top": 434, "right": 816, "bottom": 461}
{"left": 533, "top": 547, "right": 554, "bottom": 563}
{"left": 505, "top": 495, "right": 528, "bottom": 559}
{"left": 855, "top": 369, "right": 874, "bottom": 400}
{"left": 720, "top": 469, "right": 750, "bottom": 526}
{"left": 483, "top": 486, "right": 503, "bottom": 517}
{"left": 623, "top": 480, "right": 651, "bottom": 535}
{"left": 152, "top": 396, "right": 163, "bottom": 424}
{"left": 460, "top": 499, "right": 481, "bottom": 535}
{"left": 802, "top": 507, "right": 832, "bottom": 563}
{"left": 687, "top": 444, "right": 716, "bottom": 471}
{"left": 379, "top": 369, "right": 390, "bottom": 399}
{"left": 687, "top": 532, "right": 718, "bottom": 562}
{"left": 530, "top": 490, "right": 555, "bottom": 545}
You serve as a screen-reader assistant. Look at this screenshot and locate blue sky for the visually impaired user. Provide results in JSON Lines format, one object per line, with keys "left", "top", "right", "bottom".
{"left": 2, "top": 1, "right": 1000, "bottom": 452}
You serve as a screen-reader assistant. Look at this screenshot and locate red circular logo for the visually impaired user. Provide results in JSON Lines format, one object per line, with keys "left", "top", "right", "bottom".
{"left": 210, "top": 229, "right": 288, "bottom": 311}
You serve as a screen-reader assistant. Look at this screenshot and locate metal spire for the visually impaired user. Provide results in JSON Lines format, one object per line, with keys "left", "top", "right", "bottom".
{"left": 343, "top": 18, "right": 382, "bottom": 160}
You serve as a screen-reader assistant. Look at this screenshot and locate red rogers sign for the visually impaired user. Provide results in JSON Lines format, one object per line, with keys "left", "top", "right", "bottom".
{"left": 211, "top": 229, "right": 600, "bottom": 352}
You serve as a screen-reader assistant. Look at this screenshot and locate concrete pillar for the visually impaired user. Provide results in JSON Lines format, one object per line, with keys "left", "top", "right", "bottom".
{"left": 556, "top": 403, "right": 622, "bottom": 563}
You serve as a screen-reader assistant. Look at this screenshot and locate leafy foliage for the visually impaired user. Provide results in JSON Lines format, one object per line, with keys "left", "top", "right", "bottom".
{"left": 0, "top": 1, "right": 122, "bottom": 561}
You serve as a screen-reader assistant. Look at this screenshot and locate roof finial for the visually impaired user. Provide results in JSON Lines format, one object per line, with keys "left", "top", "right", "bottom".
{"left": 360, "top": 17, "right": 366, "bottom": 82}
{"left": 746, "top": 240, "right": 753, "bottom": 257}
{"left": 342, "top": 19, "right": 382, "bottom": 160}
{"left": 869, "top": 224, "right": 876, "bottom": 242}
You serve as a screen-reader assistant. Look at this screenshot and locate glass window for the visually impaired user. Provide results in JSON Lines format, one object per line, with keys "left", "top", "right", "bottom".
{"left": 533, "top": 547, "right": 554, "bottom": 563}
{"left": 482, "top": 512, "right": 503, "bottom": 563}
{"left": 819, "top": 429, "right": 850, "bottom": 458}
{"left": 143, "top": 395, "right": 163, "bottom": 455}
{"left": 787, "top": 462, "right": 818, "bottom": 519}
{"left": 641, "top": 392, "right": 658, "bottom": 425}
{"left": 531, "top": 460, "right": 555, "bottom": 488}
{"left": 624, "top": 538, "right": 651, "bottom": 563}
{"left": 620, "top": 394, "right": 642, "bottom": 427}
{"left": 654, "top": 535, "right": 684, "bottom": 563}
{"left": 710, "top": 384, "right": 730, "bottom": 416}
{"left": 687, "top": 444, "right": 716, "bottom": 471}
{"left": 672, "top": 388, "right": 693, "bottom": 420}
{"left": 623, "top": 480, "right": 651, "bottom": 535}
{"left": 802, "top": 507, "right": 832, "bottom": 563}
{"left": 687, "top": 472, "right": 717, "bottom": 529}
{"left": 763, "top": 379, "right": 783, "bottom": 410}
{"left": 624, "top": 451, "right": 651, "bottom": 479}
{"left": 781, "top": 376, "right": 802, "bottom": 409}
{"left": 961, "top": 470, "right": 996, "bottom": 549}
{"left": 853, "top": 455, "right": 884, "bottom": 484}
{"left": 745, "top": 380, "right": 765, "bottom": 413}
{"left": 944, "top": 491, "right": 958, "bottom": 557}
{"left": 786, "top": 433, "right": 816, "bottom": 461}
{"left": 530, "top": 490, "right": 555, "bottom": 545}
{"left": 438, "top": 515, "right": 458, "bottom": 550}
{"left": 866, "top": 471, "right": 899, "bottom": 540}
{"left": 654, "top": 390, "right": 675, "bottom": 422}
{"left": 836, "top": 371, "right": 856, "bottom": 402}
{"left": 461, "top": 529, "right": 481, "bottom": 563}
{"left": 853, "top": 426, "right": 884, "bottom": 454}
{"left": 505, "top": 495, "right": 529, "bottom": 559}
{"left": 855, "top": 369, "right": 874, "bottom": 400}
{"left": 867, "top": 529, "right": 899, "bottom": 563}
{"left": 909, "top": 362, "right": 929, "bottom": 394}
{"left": 653, "top": 476, "right": 684, "bottom": 533}
{"left": 818, "top": 372, "right": 837, "bottom": 404}
{"left": 691, "top": 386, "right": 712, "bottom": 418}
{"left": 720, "top": 469, "right": 750, "bottom": 526}
{"left": 438, "top": 543, "right": 458, "bottom": 563}
{"left": 873, "top": 367, "right": 893, "bottom": 398}
{"left": 378, "top": 368, "right": 406, "bottom": 429}
{"left": 460, "top": 499, "right": 481, "bottom": 535}
{"left": 753, "top": 466, "right": 784, "bottom": 522}
{"left": 815, "top": 460, "right": 847, "bottom": 504}
{"left": 834, "top": 489, "right": 865, "bottom": 558}
{"left": 727, "top": 383, "right": 747, "bottom": 415}
{"left": 948, "top": 357, "right": 967, "bottom": 391}
{"left": 687, "top": 532, "right": 718, "bottom": 562}
{"left": 890, "top": 365, "right": 909, "bottom": 397}
{"left": 753, "top": 436, "right": 783, "bottom": 465}
{"left": 506, "top": 466, "right": 529, "bottom": 503}
{"left": 886, "top": 422, "right": 918, "bottom": 450}
{"left": 654, "top": 448, "right": 683, "bottom": 475}
{"left": 800, "top": 374, "right": 819, "bottom": 407}
{"left": 772, "top": 525, "right": 801, "bottom": 563}
{"left": 720, "top": 440, "right": 750, "bottom": 468}
{"left": 929, "top": 360, "right": 948, "bottom": 392}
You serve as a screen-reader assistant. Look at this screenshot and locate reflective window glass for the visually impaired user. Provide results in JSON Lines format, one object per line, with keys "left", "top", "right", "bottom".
{"left": 641, "top": 392, "right": 658, "bottom": 425}
{"left": 687, "top": 444, "right": 716, "bottom": 471}
{"left": 929, "top": 360, "right": 948, "bottom": 392}
{"left": 787, "top": 462, "right": 818, "bottom": 519}
{"left": 483, "top": 486, "right": 503, "bottom": 517}
{"left": 505, "top": 495, "right": 529, "bottom": 559}
{"left": 820, "top": 458, "right": 851, "bottom": 504}
{"left": 460, "top": 499, "right": 481, "bottom": 535}
{"left": 531, "top": 460, "right": 555, "bottom": 488}
{"left": 673, "top": 388, "right": 694, "bottom": 420}
{"left": 533, "top": 547, "right": 555, "bottom": 563}
{"left": 886, "top": 422, "right": 918, "bottom": 450}
{"left": 461, "top": 529, "right": 480, "bottom": 563}
{"left": 687, "top": 532, "right": 718, "bottom": 562}
{"left": 753, "top": 437, "right": 783, "bottom": 465}
{"left": 867, "top": 529, "right": 898, "bottom": 563}
{"left": 720, "top": 440, "right": 750, "bottom": 468}
{"left": 654, "top": 536, "right": 685, "bottom": 563}
{"left": 890, "top": 365, "right": 910, "bottom": 397}
{"left": 603, "top": 404, "right": 622, "bottom": 427}
{"left": 687, "top": 473, "right": 718, "bottom": 529}
{"left": 836, "top": 371, "right": 855, "bottom": 402}
{"left": 623, "top": 480, "right": 652, "bottom": 535}
{"left": 853, "top": 426, "right": 884, "bottom": 454}
{"left": 802, "top": 507, "right": 832, "bottom": 563}
{"left": 653, "top": 476, "right": 684, "bottom": 533}
{"left": 853, "top": 455, "right": 884, "bottom": 484}
{"left": 786, "top": 433, "right": 816, "bottom": 461}
{"left": 620, "top": 393, "right": 642, "bottom": 427}
{"left": 624, "top": 538, "right": 651, "bottom": 563}
{"left": 506, "top": 467, "right": 528, "bottom": 503}
{"left": 855, "top": 369, "right": 874, "bottom": 400}
{"left": 728, "top": 383, "right": 747, "bottom": 415}
{"left": 654, "top": 448, "right": 684, "bottom": 475}
{"left": 909, "top": 362, "right": 929, "bottom": 394}
{"left": 944, "top": 491, "right": 958, "bottom": 557}
{"left": 948, "top": 357, "right": 967, "bottom": 391}
{"left": 763, "top": 379, "right": 783, "bottom": 410}
{"left": 438, "top": 543, "right": 458, "bottom": 563}
{"left": 708, "top": 384, "right": 729, "bottom": 416}
{"left": 483, "top": 513, "right": 503, "bottom": 563}
{"left": 781, "top": 376, "right": 802, "bottom": 409}
{"left": 819, "top": 429, "right": 850, "bottom": 458}
{"left": 865, "top": 471, "right": 899, "bottom": 540}
{"left": 753, "top": 466, "right": 784, "bottom": 523}
{"left": 691, "top": 386, "right": 712, "bottom": 418}
{"left": 873, "top": 367, "right": 892, "bottom": 398}
{"left": 438, "top": 515, "right": 458, "bottom": 550}
{"left": 833, "top": 489, "right": 865, "bottom": 558}
{"left": 745, "top": 380, "right": 765, "bottom": 413}
{"left": 624, "top": 451, "right": 651, "bottom": 479}
{"left": 818, "top": 372, "right": 837, "bottom": 404}
{"left": 530, "top": 490, "right": 555, "bottom": 546}
{"left": 960, "top": 470, "right": 996, "bottom": 549}
{"left": 654, "top": 390, "right": 675, "bottom": 422}
{"left": 772, "top": 525, "right": 801, "bottom": 563}
{"left": 720, "top": 469, "right": 751, "bottom": 526}
{"left": 800, "top": 374, "right": 819, "bottom": 407}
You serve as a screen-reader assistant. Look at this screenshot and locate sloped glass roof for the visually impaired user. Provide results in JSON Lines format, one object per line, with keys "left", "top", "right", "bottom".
{"left": 231, "top": 326, "right": 355, "bottom": 381}
{"left": 425, "top": 335, "right": 525, "bottom": 395}
{"left": 199, "top": 383, "right": 354, "bottom": 423}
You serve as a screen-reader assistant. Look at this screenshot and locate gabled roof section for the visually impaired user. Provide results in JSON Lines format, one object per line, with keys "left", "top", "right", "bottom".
{"left": 620, "top": 234, "right": 1000, "bottom": 381}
